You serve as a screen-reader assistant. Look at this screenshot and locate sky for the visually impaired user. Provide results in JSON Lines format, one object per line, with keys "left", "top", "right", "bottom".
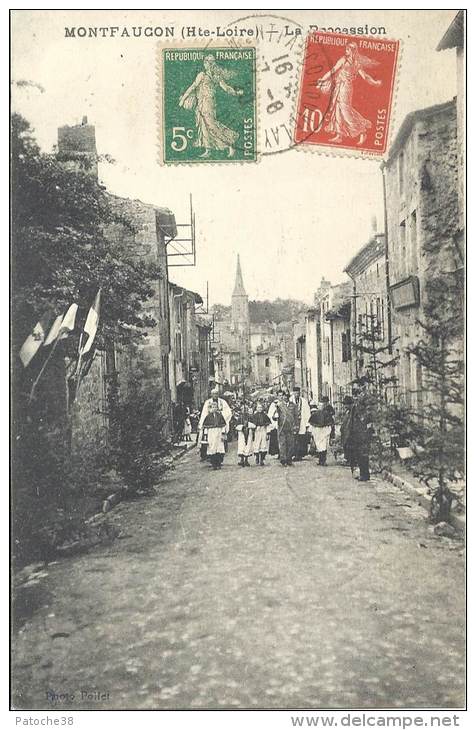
{"left": 10, "top": 9, "right": 458, "bottom": 307}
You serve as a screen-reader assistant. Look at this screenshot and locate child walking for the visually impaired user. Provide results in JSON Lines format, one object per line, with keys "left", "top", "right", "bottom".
{"left": 252, "top": 400, "right": 272, "bottom": 466}
{"left": 236, "top": 406, "right": 256, "bottom": 467}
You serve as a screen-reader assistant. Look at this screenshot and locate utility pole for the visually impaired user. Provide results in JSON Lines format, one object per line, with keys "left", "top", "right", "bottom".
{"left": 381, "top": 163, "right": 393, "bottom": 354}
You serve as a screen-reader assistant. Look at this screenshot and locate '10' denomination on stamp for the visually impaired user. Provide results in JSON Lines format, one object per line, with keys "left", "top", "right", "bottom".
{"left": 294, "top": 32, "right": 400, "bottom": 155}
{"left": 161, "top": 47, "right": 257, "bottom": 164}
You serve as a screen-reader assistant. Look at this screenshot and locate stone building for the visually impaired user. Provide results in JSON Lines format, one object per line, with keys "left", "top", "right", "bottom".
{"left": 322, "top": 284, "right": 353, "bottom": 411}
{"left": 291, "top": 278, "right": 352, "bottom": 409}
{"left": 249, "top": 322, "right": 284, "bottom": 387}
{"left": 54, "top": 117, "right": 212, "bottom": 465}
{"left": 212, "top": 255, "right": 251, "bottom": 388}
{"left": 211, "top": 258, "right": 298, "bottom": 392}
{"left": 168, "top": 282, "right": 211, "bottom": 409}
{"left": 382, "top": 99, "right": 460, "bottom": 409}
{"left": 344, "top": 229, "right": 389, "bottom": 389}
{"left": 437, "top": 10, "right": 465, "bottom": 238}
{"left": 304, "top": 308, "right": 321, "bottom": 400}
{"left": 293, "top": 315, "right": 308, "bottom": 395}
{"left": 313, "top": 280, "right": 353, "bottom": 408}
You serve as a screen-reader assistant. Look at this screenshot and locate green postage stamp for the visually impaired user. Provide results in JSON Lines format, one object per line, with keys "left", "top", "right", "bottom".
{"left": 161, "top": 47, "right": 257, "bottom": 164}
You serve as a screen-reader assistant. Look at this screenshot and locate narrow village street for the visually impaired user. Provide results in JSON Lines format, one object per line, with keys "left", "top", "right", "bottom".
{"left": 12, "top": 447, "right": 465, "bottom": 711}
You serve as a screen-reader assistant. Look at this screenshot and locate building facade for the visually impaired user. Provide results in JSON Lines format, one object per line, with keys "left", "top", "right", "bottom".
{"left": 344, "top": 231, "right": 389, "bottom": 388}
{"left": 383, "top": 99, "right": 459, "bottom": 409}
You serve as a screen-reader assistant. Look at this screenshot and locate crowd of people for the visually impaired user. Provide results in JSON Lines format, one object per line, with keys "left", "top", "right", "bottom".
{"left": 176, "top": 385, "right": 373, "bottom": 480}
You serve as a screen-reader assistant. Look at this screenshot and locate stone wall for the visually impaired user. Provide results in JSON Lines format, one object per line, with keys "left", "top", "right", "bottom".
{"left": 385, "top": 100, "right": 459, "bottom": 407}
{"left": 70, "top": 351, "right": 109, "bottom": 471}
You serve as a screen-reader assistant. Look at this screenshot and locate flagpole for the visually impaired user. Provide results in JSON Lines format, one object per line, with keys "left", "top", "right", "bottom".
{"left": 75, "top": 332, "right": 84, "bottom": 377}
{"left": 28, "top": 336, "right": 62, "bottom": 403}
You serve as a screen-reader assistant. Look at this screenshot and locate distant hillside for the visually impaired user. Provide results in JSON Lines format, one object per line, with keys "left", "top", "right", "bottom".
{"left": 211, "top": 298, "right": 307, "bottom": 324}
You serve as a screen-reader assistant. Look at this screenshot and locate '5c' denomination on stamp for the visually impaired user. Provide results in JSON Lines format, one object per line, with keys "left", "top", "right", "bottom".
{"left": 161, "top": 47, "right": 257, "bottom": 164}
{"left": 294, "top": 32, "right": 400, "bottom": 156}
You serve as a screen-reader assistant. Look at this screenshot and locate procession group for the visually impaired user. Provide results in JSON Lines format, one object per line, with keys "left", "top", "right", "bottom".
{"left": 195, "top": 386, "right": 372, "bottom": 481}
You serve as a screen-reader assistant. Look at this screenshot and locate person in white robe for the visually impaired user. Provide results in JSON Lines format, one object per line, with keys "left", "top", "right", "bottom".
{"left": 198, "top": 390, "right": 232, "bottom": 459}
{"left": 236, "top": 407, "right": 256, "bottom": 467}
{"left": 290, "top": 386, "right": 311, "bottom": 460}
{"left": 252, "top": 400, "right": 272, "bottom": 466}
{"left": 308, "top": 398, "right": 334, "bottom": 466}
{"left": 201, "top": 402, "right": 227, "bottom": 469}
{"left": 267, "top": 398, "right": 280, "bottom": 457}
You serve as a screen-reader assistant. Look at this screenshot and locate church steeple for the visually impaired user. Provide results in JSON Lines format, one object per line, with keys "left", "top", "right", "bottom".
{"left": 231, "top": 254, "right": 249, "bottom": 336}
{"left": 233, "top": 254, "right": 247, "bottom": 296}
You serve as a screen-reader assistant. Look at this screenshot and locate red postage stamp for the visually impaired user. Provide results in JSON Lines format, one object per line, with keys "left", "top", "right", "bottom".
{"left": 294, "top": 32, "right": 400, "bottom": 155}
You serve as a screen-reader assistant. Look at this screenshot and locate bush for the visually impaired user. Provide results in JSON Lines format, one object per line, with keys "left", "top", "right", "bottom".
{"left": 111, "top": 365, "right": 174, "bottom": 494}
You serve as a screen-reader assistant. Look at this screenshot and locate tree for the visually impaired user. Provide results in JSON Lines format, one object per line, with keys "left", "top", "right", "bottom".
{"left": 11, "top": 114, "right": 164, "bottom": 563}
{"left": 406, "top": 273, "right": 464, "bottom": 523}
{"left": 11, "top": 113, "right": 159, "bottom": 351}
{"left": 249, "top": 298, "right": 307, "bottom": 324}
{"left": 353, "top": 310, "right": 403, "bottom": 472}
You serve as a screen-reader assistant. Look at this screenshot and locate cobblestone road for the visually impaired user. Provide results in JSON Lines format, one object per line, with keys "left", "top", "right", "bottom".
{"left": 12, "top": 446, "right": 465, "bottom": 710}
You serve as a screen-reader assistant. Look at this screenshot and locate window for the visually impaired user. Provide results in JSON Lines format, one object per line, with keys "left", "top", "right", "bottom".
{"left": 265, "top": 357, "right": 270, "bottom": 367}
{"left": 342, "top": 331, "right": 352, "bottom": 362}
{"left": 175, "top": 331, "right": 182, "bottom": 361}
{"left": 162, "top": 354, "right": 169, "bottom": 390}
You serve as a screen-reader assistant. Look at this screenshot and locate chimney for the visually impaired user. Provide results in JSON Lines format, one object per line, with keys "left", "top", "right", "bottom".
{"left": 57, "top": 117, "right": 98, "bottom": 178}
{"left": 371, "top": 215, "right": 378, "bottom": 235}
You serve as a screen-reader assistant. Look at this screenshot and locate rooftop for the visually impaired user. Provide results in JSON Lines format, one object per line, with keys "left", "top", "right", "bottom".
{"left": 436, "top": 10, "right": 464, "bottom": 51}
{"left": 384, "top": 99, "right": 456, "bottom": 164}
{"left": 344, "top": 234, "right": 385, "bottom": 278}
{"left": 169, "top": 281, "right": 203, "bottom": 304}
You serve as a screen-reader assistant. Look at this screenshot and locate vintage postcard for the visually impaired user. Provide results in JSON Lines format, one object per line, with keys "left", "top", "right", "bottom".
{"left": 10, "top": 8, "right": 466, "bottom": 720}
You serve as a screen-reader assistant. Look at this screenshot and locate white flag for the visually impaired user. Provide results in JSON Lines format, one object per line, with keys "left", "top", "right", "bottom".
{"left": 43, "top": 314, "right": 64, "bottom": 347}
{"left": 58, "top": 303, "right": 78, "bottom": 339}
{"left": 19, "top": 311, "right": 53, "bottom": 367}
{"left": 81, "top": 290, "right": 101, "bottom": 355}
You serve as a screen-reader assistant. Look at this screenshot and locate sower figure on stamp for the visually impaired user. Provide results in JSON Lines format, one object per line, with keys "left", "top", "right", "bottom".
{"left": 201, "top": 401, "right": 227, "bottom": 470}
{"left": 252, "top": 399, "right": 272, "bottom": 466}
{"left": 290, "top": 386, "right": 311, "bottom": 461}
{"left": 179, "top": 54, "right": 244, "bottom": 159}
{"left": 316, "top": 42, "right": 382, "bottom": 146}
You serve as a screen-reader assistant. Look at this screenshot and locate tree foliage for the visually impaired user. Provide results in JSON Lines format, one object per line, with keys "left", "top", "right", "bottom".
{"left": 406, "top": 273, "right": 464, "bottom": 522}
{"left": 11, "top": 114, "right": 167, "bottom": 564}
{"left": 211, "top": 298, "right": 307, "bottom": 324}
{"left": 11, "top": 113, "right": 160, "bottom": 351}
{"left": 353, "top": 312, "right": 403, "bottom": 472}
